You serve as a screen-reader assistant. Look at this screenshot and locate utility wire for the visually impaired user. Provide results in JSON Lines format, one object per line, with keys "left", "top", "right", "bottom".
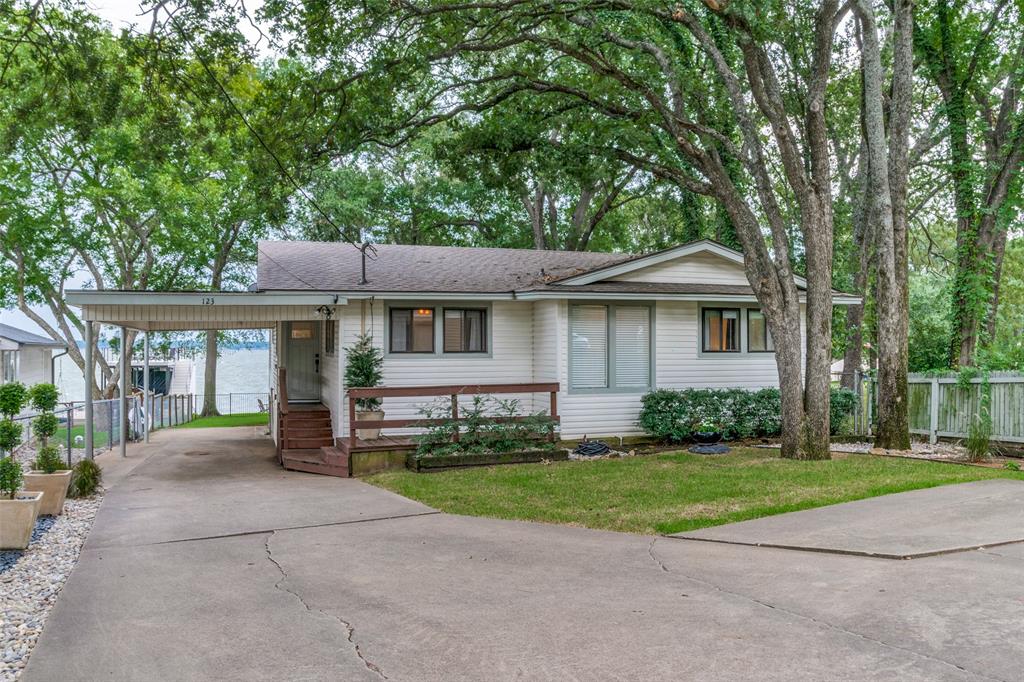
{"left": 160, "top": 7, "right": 363, "bottom": 253}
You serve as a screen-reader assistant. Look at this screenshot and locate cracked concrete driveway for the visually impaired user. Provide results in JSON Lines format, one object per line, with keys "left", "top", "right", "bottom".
{"left": 24, "top": 428, "right": 1024, "bottom": 681}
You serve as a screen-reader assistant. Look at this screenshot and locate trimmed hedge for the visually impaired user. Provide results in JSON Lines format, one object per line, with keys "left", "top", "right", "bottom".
{"left": 639, "top": 387, "right": 857, "bottom": 442}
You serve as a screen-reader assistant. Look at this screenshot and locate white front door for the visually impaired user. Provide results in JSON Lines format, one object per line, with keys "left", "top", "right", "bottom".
{"left": 284, "top": 322, "right": 321, "bottom": 402}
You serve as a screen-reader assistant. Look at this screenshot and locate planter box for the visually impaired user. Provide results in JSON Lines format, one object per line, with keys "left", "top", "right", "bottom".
{"left": 356, "top": 410, "right": 384, "bottom": 440}
{"left": 22, "top": 469, "right": 73, "bottom": 516}
{"left": 0, "top": 491, "right": 43, "bottom": 550}
{"left": 407, "top": 449, "right": 569, "bottom": 472}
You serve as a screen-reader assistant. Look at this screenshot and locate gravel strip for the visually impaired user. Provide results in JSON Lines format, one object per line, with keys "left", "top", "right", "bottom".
{"left": 0, "top": 495, "right": 103, "bottom": 681}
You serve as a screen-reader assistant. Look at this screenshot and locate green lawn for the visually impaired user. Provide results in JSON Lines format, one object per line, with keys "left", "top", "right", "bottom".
{"left": 176, "top": 412, "right": 268, "bottom": 429}
{"left": 53, "top": 424, "right": 110, "bottom": 448}
{"left": 367, "top": 448, "right": 1024, "bottom": 535}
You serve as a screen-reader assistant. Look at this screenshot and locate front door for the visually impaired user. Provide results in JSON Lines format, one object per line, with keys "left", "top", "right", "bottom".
{"left": 284, "top": 321, "right": 320, "bottom": 402}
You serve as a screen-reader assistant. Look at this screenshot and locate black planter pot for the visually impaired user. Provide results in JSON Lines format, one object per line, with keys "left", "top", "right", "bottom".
{"left": 693, "top": 431, "right": 723, "bottom": 445}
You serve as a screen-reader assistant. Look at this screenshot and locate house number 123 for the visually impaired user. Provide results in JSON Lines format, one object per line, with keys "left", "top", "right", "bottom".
{"left": 202, "top": 297, "right": 215, "bottom": 305}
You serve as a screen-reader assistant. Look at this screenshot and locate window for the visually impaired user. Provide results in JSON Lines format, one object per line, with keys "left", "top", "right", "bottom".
{"left": 747, "top": 309, "right": 774, "bottom": 352}
{"left": 570, "top": 305, "right": 608, "bottom": 389}
{"left": 569, "top": 304, "right": 652, "bottom": 391}
{"left": 702, "top": 308, "right": 740, "bottom": 352}
{"left": 0, "top": 350, "right": 14, "bottom": 383}
{"left": 389, "top": 308, "right": 434, "bottom": 353}
{"left": 443, "top": 308, "right": 487, "bottom": 353}
{"left": 324, "top": 320, "right": 337, "bottom": 356}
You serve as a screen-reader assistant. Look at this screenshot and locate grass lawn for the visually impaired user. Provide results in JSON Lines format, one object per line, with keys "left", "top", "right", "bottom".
{"left": 367, "top": 448, "right": 1024, "bottom": 535}
{"left": 53, "top": 424, "right": 110, "bottom": 448}
{"left": 176, "top": 412, "right": 268, "bottom": 429}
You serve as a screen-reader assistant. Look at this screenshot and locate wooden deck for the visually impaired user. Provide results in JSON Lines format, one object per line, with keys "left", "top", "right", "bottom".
{"left": 336, "top": 435, "right": 417, "bottom": 455}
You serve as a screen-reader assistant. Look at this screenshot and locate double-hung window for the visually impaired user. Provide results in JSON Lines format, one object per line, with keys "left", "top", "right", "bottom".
{"left": 389, "top": 308, "right": 435, "bottom": 353}
{"left": 702, "top": 308, "right": 740, "bottom": 352}
{"left": 443, "top": 308, "right": 487, "bottom": 353}
{"left": 569, "top": 304, "right": 652, "bottom": 391}
{"left": 0, "top": 350, "right": 15, "bottom": 383}
{"left": 747, "top": 309, "right": 774, "bottom": 352}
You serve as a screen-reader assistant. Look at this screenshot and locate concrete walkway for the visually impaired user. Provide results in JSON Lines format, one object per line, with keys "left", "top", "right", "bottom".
{"left": 24, "top": 429, "right": 1024, "bottom": 681}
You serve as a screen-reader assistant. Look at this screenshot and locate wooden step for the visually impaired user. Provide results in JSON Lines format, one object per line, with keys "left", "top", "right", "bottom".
{"left": 285, "top": 425, "right": 333, "bottom": 438}
{"left": 281, "top": 448, "right": 349, "bottom": 478}
{"left": 284, "top": 415, "right": 332, "bottom": 426}
{"left": 285, "top": 436, "right": 335, "bottom": 449}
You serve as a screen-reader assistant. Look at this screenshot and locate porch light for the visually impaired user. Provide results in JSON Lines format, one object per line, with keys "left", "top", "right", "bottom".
{"left": 415, "top": 309, "right": 432, "bottom": 316}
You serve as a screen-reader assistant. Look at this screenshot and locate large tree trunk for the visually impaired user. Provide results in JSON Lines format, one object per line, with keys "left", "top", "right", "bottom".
{"left": 857, "top": 0, "right": 911, "bottom": 449}
{"left": 201, "top": 331, "right": 219, "bottom": 416}
{"left": 801, "top": 204, "right": 835, "bottom": 460}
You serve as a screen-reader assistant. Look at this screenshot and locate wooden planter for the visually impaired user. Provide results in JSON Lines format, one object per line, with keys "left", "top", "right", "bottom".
{"left": 407, "top": 449, "right": 569, "bottom": 472}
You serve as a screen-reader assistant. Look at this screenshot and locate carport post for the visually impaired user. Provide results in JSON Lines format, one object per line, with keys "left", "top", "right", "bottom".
{"left": 84, "top": 322, "right": 94, "bottom": 460}
{"left": 143, "top": 333, "right": 150, "bottom": 443}
{"left": 119, "top": 325, "right": 128, "bottom": 458}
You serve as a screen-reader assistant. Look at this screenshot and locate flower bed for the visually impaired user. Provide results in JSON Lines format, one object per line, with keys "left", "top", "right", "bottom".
{"left": 1, "top": 494, "right": 102, "bottom": 680}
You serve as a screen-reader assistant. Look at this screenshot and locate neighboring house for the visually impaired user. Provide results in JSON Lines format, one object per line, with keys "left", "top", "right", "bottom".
{"left": 0, "top": 323, "right": 65, "bottom": 389}
{"left": 67, "top": 239, "right": 858, "bottom": 472}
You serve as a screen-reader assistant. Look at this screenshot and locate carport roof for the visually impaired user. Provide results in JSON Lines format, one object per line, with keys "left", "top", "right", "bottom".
{"left": 65, "top": 290, "right": 344, "bottom": 331}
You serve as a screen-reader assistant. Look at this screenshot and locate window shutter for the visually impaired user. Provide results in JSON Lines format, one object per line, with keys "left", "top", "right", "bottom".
{"left": 614, "top": 306, "right": 650, "bottom": 388}
{"left": 570, "top": 305, "right": 608, "bottom": 389}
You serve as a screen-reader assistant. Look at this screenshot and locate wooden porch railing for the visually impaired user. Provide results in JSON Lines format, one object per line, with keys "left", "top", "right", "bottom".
{"left": 275, "top": 368, "right": 288, "bottom": 459}
{"left": 346, "top": 382, "right": 560, "bottom": 450}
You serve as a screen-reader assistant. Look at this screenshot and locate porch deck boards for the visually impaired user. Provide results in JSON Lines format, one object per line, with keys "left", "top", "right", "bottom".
{"left": 337, "top": 435, "right": 417, "bottom": 455}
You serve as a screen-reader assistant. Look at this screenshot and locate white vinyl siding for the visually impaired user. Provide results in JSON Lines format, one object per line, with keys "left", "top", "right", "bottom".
{"left": 569, "top": 305, "right": 608, "bottom": 389}
{"left": 615, "top": 307, "right": 651, "bottom": 388}
{"left": 609, "top": 252, "right": 750, "bottom": 285}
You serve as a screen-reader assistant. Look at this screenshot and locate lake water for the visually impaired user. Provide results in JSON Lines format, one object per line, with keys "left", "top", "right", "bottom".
{"left": 54, "top": 348, "right": 270, "bottom": 402}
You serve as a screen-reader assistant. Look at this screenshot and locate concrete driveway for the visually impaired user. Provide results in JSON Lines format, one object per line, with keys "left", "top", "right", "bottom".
{"left": 24, "top": 428, "right": 1024, "bottom": 681}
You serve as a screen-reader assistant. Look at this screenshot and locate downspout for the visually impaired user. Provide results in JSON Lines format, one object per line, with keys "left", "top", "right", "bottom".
{"left": 51, "top": 346, "right": 68, "bottom": 384}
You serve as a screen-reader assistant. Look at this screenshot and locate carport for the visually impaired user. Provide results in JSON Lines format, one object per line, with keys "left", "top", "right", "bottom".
{"left": 65, "top": 290, "right": 346, "bottom": 458}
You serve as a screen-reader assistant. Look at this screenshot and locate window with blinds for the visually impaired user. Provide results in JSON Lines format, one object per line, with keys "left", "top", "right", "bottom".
{"left": 443, "top": 308, "right": 487, "bottom": 352}
{"left": 747, "top": 309, "right": 774, "bottom": 352}
{"left": 615, "top": 306, "right": 651, "bottom": 388}
{"left": 570, "top": 305, "right": 608, "bottom": 388}
{"left": 569, "top": 304, "right": 652, "bottom": 391}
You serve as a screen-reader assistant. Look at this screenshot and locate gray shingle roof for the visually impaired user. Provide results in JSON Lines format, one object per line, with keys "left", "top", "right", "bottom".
{"left": 257, "top": 241, "right": 632, "bottom": 293}
{"left": 0, "top": 324, "right": 65, "bottom": 347}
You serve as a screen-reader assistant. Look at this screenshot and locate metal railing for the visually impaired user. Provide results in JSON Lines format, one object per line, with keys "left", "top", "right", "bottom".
{"left": 193, "top": 392, "right": 270, "bottom": 416}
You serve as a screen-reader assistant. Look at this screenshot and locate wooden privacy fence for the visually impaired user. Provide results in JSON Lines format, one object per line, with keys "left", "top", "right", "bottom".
{"left": 907, "top": 372, "right": 1024, "bottom": 444}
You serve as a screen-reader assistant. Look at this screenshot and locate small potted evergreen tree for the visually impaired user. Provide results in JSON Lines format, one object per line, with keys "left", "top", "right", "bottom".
{"left": 23, "top": 383, "right": 71, "bottom": 516}
{"left": 0, "top": 382, "right": 43, "bottom": 549}
{"left": 344, "top": 333, "right": 385, "bottom": 439}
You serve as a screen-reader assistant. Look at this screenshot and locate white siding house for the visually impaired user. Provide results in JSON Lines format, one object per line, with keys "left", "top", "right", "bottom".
{"left": 69, "top": 239, "right": 857, "bottom": 468}
{"left": 0, "top": 324, "right": 65, "bottom": 390}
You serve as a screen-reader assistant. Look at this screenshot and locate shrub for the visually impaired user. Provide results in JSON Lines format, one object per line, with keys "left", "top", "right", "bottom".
{"left": 69, "top": 459, "right": 103, "bottom": 498}
{"left": 344, "top": 333, "right": 384, "bottom": 411}
{"left": 0, "top": 457, "right": 22, "bottom": 500}
{"left": 639, "top": 387, "right": 857, "bottom": 442}
{"left": 33, "top": 413, "right": 59, "bottom": 444}
{"left": 0, "top": 382, "right": 27, "bottom": 418}
{"left": 415, "top": 395, "right": 557, "bottom": 458}
{"left": 33, "top": 445, "right": 67, "bottom": 474}
{"left": 0, "top": 420, "right": 22, "bottom": 455}
{"left": 28, "top": 383, "right": 59, "bottom": 413}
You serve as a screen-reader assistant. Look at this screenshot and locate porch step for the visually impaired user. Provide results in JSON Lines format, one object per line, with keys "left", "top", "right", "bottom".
{"left": 286, "top": 425, "right": 333, "bottom": 438}
{"left": 285, "top": 436, "right": 335, "bottom": 449}
{"left": 281, "top": 447, "right": 350, "bottom": 478}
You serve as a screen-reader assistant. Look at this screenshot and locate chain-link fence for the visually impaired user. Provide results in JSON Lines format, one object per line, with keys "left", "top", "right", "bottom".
{"left": 193, "top": 392, "right": 270, "bottom": 415}
{"left": 10, "top": 394, "right": 197, "bottom": 463}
